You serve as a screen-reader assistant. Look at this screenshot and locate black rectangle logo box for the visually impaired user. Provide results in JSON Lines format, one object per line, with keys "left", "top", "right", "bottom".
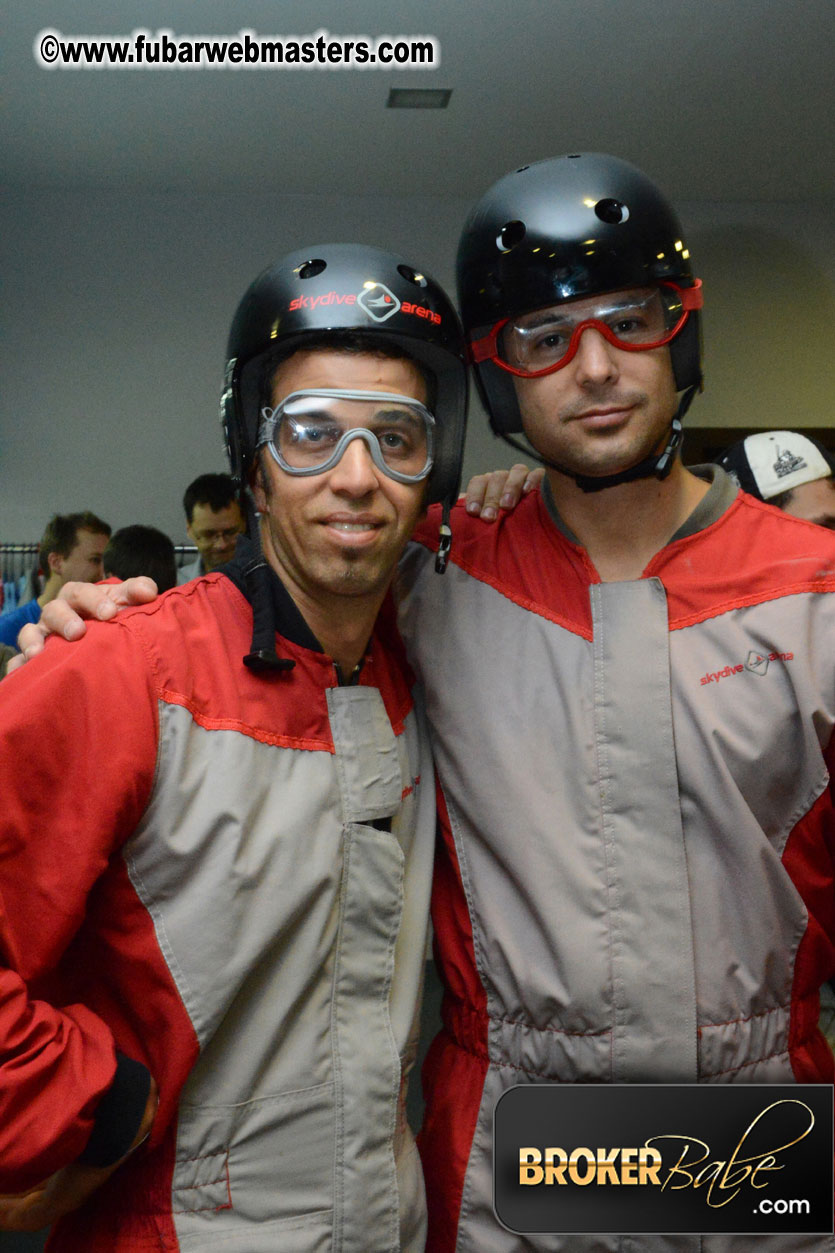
{"left": 494, "top": 1083, "right": 834, "bottom": 1235}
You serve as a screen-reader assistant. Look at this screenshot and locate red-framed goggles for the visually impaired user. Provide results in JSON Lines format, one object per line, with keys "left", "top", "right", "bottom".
{"left": 469, "top": 280, "right": 703, "bottom": 378}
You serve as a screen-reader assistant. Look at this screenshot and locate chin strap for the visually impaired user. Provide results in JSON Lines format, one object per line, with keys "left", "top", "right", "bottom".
{"left": 499, "top": 384, "right": 699, "bottom": 494}
{"left": 241, "top": 503, "right": 296, "bottom": 673}
{"left": 435, "top": 501, "right": 453, "bottom": 573}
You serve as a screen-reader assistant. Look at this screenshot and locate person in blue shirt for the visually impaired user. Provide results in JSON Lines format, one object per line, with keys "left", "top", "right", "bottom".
{"left": 0, "top": 511, "right": 110, "bottom": 647}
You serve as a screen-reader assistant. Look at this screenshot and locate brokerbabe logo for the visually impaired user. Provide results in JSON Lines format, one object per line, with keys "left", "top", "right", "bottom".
{"left": 494, "top": 1084, "right": 834, "bottom": 1235}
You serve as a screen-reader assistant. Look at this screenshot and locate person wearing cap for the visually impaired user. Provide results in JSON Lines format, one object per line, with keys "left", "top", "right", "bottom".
{"left": 394, "top": 155, "right": 835, "bottom": 1253}
{"left": 718, "top": 429, "right": 835, "bottom": 529}
{"left": 0, "top": 245, "right": 468, "bottom": 1250}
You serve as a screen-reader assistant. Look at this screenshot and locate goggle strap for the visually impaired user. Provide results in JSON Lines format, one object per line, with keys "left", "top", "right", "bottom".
{"left": 468, "top": 330, "right": 501, "bottom": 364}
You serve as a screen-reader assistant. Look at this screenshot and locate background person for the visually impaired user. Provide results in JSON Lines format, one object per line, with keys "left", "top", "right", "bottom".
{"left": 178, "top": 472, "right": 245, "bottom": 582}
{"left": 0, "top": 512, "right": 110, "bottom": 647}
{"left": 717, "top": 429, "right": 835, "bottom": 529}
{"left": 102, "top": 525, "right": 178, "bottom": 593}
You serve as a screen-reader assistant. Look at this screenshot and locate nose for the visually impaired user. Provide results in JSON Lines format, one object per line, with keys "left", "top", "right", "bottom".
{"left": 571, "top": 325, "right": 620, "bottom": 386}
{"left": 327, "top": 434, "right": 381, "bottom": 496}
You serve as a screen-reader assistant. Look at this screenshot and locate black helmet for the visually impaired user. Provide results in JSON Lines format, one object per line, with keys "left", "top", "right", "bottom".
{"left": 221, "top": 243, "right": 468, "bottom": 511}
{"left": 457, "top": 153, "right": 702, "bottom": 440}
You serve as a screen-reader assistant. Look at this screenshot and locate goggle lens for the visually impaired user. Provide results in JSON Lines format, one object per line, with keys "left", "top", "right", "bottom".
{"left": 470, "top": 281, "right": 702, "bottom": 378}
{"left": 258, "top": 390, "right": 434, "bottom": 484}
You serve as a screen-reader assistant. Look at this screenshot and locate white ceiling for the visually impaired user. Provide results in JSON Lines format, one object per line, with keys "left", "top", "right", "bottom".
{"left": 6, "top": 0, "right": 835, "bottom": 203}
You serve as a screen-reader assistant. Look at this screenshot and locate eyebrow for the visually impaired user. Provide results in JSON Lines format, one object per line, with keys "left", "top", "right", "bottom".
{"left": 370, "top": 408, "right": 423, "bottom": 425}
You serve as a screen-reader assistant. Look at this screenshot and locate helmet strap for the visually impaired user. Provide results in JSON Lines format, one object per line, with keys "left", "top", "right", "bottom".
{"left": 435, "top": 501, "right": 453, "bottom": 573}
{"left": 241, "top": 499, "right": 296, "bottom": 673}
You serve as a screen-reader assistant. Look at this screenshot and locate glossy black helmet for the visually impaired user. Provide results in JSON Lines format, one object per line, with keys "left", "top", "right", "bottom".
{"left": 457, "top": 153, "right": 702, "bottom": 437}
{"left": 221, "top": 243, "right": 468, "bottom": 509}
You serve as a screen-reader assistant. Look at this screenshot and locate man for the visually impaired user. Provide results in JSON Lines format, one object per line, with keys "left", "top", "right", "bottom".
{"left": 178, "top": 472, "right": 245, "bottom": 581}
{"left": 717, "top": 429, "right": 835, "bottom": 529}
{"left": 396, "top": 154, "right": 835, "bottom": 1252}
{"left": 0, "top": 244, "right": 467, "bottom": 1250}
{"left": 18, "top": 159, "right": 835, "bottom": 1253}
{"left": 0, "top": 511, "right": 110, "bottom": 646}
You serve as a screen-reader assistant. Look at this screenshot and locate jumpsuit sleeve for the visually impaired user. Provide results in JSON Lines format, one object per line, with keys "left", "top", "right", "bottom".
{"left": 0, "top": 622, "right": 158, "bottom": 1192}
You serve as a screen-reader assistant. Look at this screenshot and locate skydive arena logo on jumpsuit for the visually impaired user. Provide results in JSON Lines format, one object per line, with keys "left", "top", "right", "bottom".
{"left": 357, "top": 282, "right": 401, "bottom": 322}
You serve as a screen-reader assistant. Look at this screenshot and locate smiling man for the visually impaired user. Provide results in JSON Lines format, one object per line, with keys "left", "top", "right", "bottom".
{"left": 253, "top": 348, "right": 434, "bottom": 671}
{"left": 0, "top": 244, "right": 467, "bottom": 1251}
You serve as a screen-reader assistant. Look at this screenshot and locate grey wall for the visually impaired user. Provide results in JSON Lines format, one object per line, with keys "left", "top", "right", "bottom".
{"left": 2, "top": 190, "right": 834, "bottom": 544}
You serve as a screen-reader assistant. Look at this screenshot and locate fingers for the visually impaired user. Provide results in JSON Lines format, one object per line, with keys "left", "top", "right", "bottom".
{"left": 47, "top": 577, "right": 160, "bottom": 638}
{"left": 14, "top": 621, "right": 50, "bottom": 665}
{"left": 40, "top": 598, "right": 91, "bottom": 641}
{"left": 0, "top": 1147, "right": 139, "bottom": 1230}
{"left": 0, "top": 1183, "right": 50, "bottom": 1232}
{"left": 56, "top": 577, "right": 159, "bottom": 620}
{"left": 463, "top": 464, "right": 543, "bottom": 521}
{"left": 9, "top": 577, "right": 162, "bottom": 670}
{"left": 97, "top": 576, "right": 159, "bottom": 608}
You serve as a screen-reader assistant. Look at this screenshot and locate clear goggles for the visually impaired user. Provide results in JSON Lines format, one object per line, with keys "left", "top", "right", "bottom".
{"left": 469, "top": 280, "right": 703, "bottom": 378}
{"left": 257, "top": 389, "right": 435, "bottom": 484}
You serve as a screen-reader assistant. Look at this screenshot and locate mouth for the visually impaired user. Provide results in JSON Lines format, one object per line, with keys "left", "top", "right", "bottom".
{"left": 328, "top": 520, "right": 381, "bottom": 531}
{"left": 321, "top": 515, "right": 385, "bottom": 546}
{"left": 570, "top": 405, "right": 636, "bottom": 431}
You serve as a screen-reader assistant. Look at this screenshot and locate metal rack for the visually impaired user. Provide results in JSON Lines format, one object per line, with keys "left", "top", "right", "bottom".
{"left": 0, "top": 543, "right": 41, "bottom": 613}
{"left": 0, "top": 543, "right": 200, "bottom": 613}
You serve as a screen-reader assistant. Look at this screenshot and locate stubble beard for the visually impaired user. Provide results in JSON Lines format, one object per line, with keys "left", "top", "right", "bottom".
{"left": 546, "top": 388, "right": 667, "bottom": 479}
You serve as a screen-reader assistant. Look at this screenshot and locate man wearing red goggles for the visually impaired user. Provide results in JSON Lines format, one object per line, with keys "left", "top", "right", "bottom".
{"left": 402, "top": 154, "right": 835, "bottom": 1253}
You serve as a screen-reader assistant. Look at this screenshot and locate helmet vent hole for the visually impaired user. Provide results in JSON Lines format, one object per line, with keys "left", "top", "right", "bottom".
{"left": 515, "top": 165, "right": 529, "bottom": 173}
{"left": 295, "top": 259, "right": 327, "bottom": 280}
{"left": 594, "top": 198, "right": 629, "bottom": 225}
{"left": 497, "top": 220, "right": 526, "bottom": 252}
{"left": 397, "top": 264, "right": 428, "bottom": 288}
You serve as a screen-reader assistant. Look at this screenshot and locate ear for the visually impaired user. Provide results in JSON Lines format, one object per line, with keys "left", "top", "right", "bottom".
{"left": 185, "top": 521, "right": 195, "bottom": 543}
{"left": 48, "top": 551, "right": 63, "bottom": 575}
{"left": 251, "top": 460, "right": 268, "bottom": 514}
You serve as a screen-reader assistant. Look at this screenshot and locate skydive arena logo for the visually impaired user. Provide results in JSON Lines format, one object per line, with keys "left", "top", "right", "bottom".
{"left": 357, "top": 281, "right": 401, "bottom": 322}
{"left": 288, "top": 283, "right": 442, "bottom": 325}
